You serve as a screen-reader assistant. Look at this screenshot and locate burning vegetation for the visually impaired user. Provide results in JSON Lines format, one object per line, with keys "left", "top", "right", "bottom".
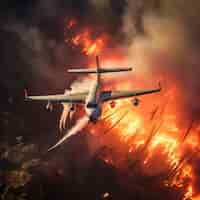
{"left": 61, "top": 18, "right": 200, "bottom": 200}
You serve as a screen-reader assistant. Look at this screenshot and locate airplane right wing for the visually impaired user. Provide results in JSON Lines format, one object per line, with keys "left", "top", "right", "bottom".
{"left": 101, "top": 86, "right": 161, "bottom": 102}
{"left": 26, "top": 92, "right": 88, "bottom": 103}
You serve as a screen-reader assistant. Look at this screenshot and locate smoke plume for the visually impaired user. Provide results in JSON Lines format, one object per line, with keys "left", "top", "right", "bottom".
{"left": 48, "top": 116, "right": 89, "bottom": 151}
{"left": 53, "top": 77, "right": 95, "bottom": 150}
{"left": 59, "top": 103, "right": 71, "bottom": 131}
{"left": 123, "top": 0, "right": 200, "bottom": 121}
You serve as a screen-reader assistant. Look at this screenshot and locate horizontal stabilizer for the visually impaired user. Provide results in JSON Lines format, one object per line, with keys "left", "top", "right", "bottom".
{"left": 68, "top": 67, "right": 132, "bottom": 74}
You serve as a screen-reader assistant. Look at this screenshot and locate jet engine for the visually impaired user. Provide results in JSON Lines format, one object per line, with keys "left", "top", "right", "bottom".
{"left": 110, "top": 101, "right": 116, "bottom": 108}
{"left": 133, "top": 98, "right": 140, "bottom": 106}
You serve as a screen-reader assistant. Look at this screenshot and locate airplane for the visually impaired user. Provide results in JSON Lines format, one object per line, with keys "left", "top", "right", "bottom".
{"left": 25, "top": 56, "right": 161, "bottom": 123}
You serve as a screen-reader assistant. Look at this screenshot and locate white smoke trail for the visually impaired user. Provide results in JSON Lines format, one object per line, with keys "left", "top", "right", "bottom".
{"left": 59, "top": 78, "right": 94, "bottom": 131}
{"left": 59, "top": 89, "right": 72, "bottom": 131}
{"left": 48, "top": 116, "right": 89, "bottom": 151}
{"left": 49, "top": 77, "right": 95, "bottom": 151}
{"left": 70, "top": 77, "right": 95, "bottom": 93}
{"left": 59, "top": 103, "right": 70, "bottom": 131}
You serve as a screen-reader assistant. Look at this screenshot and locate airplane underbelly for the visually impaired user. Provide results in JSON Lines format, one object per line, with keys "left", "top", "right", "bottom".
{"left": 85, "top": 105, "right": 102, "bottom": 122}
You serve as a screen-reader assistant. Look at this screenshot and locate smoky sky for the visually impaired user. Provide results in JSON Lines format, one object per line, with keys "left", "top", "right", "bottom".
{"left": 122, "top": 0, "right": 200, "bottom": 123}
{"left": 1, "top": 0, "right": 200, "bottom": 122}
{"left": 0, "top": 0, "right": 126, "bottom": 98}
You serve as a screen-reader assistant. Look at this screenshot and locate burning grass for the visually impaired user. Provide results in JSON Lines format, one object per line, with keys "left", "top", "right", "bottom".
{"left": 62, "top": 18, "right": 200, "bottom": 199}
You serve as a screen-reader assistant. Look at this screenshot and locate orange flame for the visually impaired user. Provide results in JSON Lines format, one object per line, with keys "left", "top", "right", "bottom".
{"left": 64, "top": 19, "right": 200, "bottom": 199}
{"left": 65, "top": 19, "right": 108, "bottom": 56}
{"left": 66, "top": 18, "right": 77, "bottom": 29}
{"left": 71, "top": 30, "right": 108, "bottom": 56}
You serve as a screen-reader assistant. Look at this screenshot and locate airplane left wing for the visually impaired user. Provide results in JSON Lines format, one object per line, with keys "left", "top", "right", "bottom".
{"left": 101, "top": 87, "right": 161, "bottom": 102}
{"left": 26, "top": 92, "right": 88, "bottom": 103}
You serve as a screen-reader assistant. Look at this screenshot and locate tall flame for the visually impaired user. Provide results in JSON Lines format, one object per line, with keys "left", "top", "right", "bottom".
{"left": 64, "top": 18, "right": 200, "bottom": 200}
{"left": 65, "top": 18, "right": 108, "bottom": 56}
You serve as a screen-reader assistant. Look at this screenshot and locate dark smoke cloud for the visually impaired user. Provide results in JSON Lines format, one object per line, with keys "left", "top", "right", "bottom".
{"left": 0, "top": 0, "right": 126, "bottom": 95}
{"left": 123, "top": 0, "right": 200, "bottom": 121}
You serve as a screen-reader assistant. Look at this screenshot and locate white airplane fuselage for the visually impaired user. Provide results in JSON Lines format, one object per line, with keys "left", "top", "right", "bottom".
{"left": 85, "top": 74, "right": 102, "bottom": 122}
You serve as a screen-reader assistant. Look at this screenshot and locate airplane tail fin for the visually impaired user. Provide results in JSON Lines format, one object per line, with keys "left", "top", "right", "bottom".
{"left": 96, "top": 55, "right": 101, "bottom": 83}
{"left": 67, "top": 56, "right": 132, "bottom": 74}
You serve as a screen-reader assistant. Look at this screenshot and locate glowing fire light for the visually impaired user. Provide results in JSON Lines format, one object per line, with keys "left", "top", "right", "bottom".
{"left": 66, "top": 18, "right": 77, "bottom": 29}
{"left": 65, "top": 19, "right": 108, "bottom": 56}
{"left": 71, "top": 30, "right": 107, "bottom": 56}
{"left": 64, "top": 19, "right": 200, "bottom": 199}
{"left": 102, "top": 192, "right": 110, "bottom": 199}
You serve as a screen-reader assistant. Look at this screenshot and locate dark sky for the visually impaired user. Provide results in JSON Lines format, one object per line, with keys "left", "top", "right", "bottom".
{"left": 0, "top": 0, "right": 126, "bottom": 95}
